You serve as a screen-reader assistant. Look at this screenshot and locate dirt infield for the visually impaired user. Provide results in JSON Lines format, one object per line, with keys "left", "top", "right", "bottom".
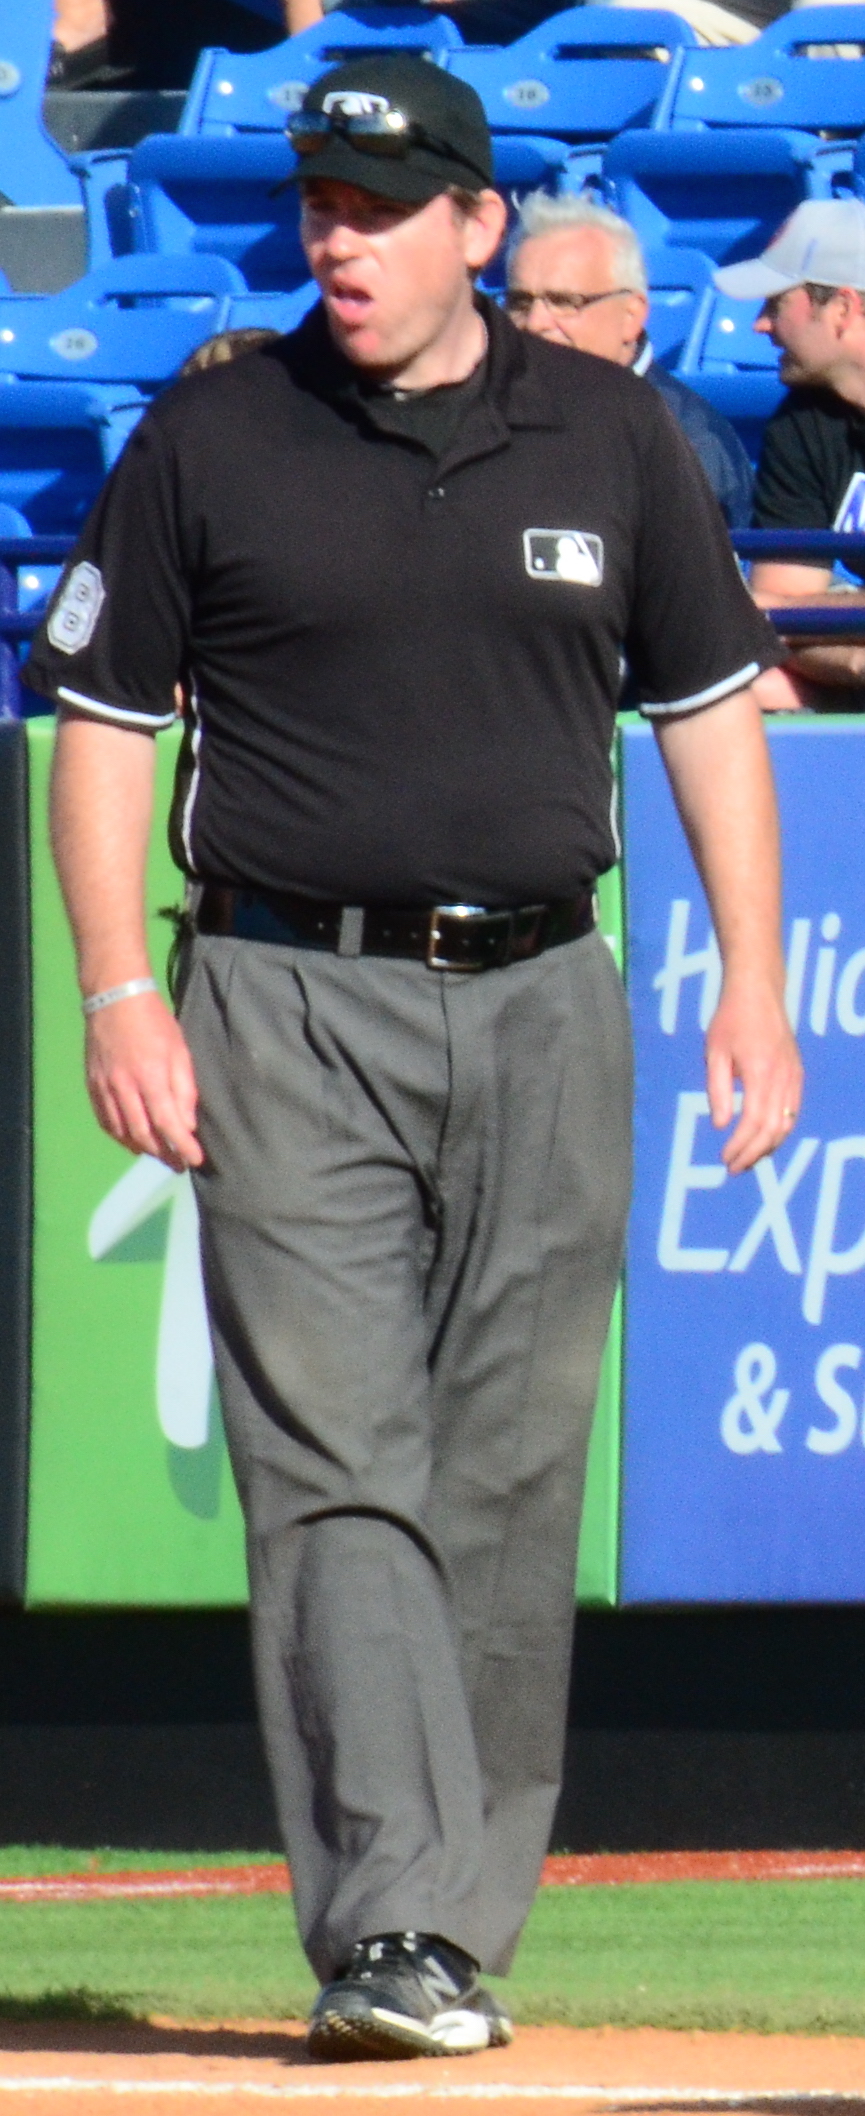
{"left": 0, "top": 2023, "right": 863, "bottom": 2114}
{"left": 6, "top": 1853, "right": 865, "bottom": 1904}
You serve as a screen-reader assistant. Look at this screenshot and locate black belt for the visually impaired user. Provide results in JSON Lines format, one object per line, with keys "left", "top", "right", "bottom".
{"left": 195, "top": 884, "right": 596, "bottom": 972}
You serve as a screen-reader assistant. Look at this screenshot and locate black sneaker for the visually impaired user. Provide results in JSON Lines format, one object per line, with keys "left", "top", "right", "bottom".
{"left": 307, "top": 1931, "right": 490, "bottom": 2061}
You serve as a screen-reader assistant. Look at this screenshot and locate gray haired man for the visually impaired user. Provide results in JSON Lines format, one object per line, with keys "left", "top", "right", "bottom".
{"left": 507, "top": 192, "right": 754, "bottom": 529}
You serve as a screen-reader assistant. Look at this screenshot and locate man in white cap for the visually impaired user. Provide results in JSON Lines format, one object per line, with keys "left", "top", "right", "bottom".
{"left": 715, "top": 198, "right": 865, "bottom": 710}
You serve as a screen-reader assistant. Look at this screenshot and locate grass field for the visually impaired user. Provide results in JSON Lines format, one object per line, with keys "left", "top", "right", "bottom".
{"left": 0, "top": 1860, "right": 865, "bottom": 2036}
{"left": 0, "top": 1849, "right": 269, "bottom": 1877}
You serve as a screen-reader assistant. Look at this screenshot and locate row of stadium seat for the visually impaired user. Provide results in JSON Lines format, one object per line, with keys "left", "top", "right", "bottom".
{"left": 7, "top": 0, "right": 865, "bottom": 220}
{"left": 186, "top": 4, "right": 865, "bottom": 143}
{"left": 7, "top": 0, "right": 862, "bottom": 556}
{"left": 74, "top": 107, "right": 857, "bottom": 282}
{"left": 4, "top": 0, "right": 865, "bottom": 293}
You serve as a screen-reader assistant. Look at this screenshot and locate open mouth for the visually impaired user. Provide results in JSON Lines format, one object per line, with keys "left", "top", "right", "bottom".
{"left": 325, "top": 281, "right": 374, "bottom": 324}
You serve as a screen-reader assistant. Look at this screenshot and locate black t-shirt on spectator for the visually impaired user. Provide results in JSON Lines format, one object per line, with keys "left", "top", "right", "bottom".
{"left": 48, "top": 0, "right": 284, "bottom": 93}
{"left": 753, "top": 385, "right": 865, "bottom": 580}
{"left": 25, "top": 298, "right": 778, "bottom": 907}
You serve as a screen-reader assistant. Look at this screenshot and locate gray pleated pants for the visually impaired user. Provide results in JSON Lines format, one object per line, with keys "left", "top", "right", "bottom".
{"left": 181, "top": 928, "right": 632, "bottom": 1983}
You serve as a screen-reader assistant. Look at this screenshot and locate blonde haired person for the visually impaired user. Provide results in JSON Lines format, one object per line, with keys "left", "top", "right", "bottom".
{"left": 179, "top": 327, "right": 282, "bottom": 378}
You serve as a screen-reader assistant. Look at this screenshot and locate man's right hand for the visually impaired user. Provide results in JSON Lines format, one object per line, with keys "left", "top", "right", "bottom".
{"left": 85, "top": 990, "right": 203, "bottom": 1173}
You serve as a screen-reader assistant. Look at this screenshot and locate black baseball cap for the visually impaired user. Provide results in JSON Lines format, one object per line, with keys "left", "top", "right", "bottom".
{"left": 286, "top": 52, "right": 494, "bottom": 205}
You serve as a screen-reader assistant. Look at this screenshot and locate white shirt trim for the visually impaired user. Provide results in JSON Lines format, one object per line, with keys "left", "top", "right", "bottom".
{"left": 180, "top": 683, "right": 202, "bottom": 874}
{"left": 57, "top": 686, "right": 176, "bottom": 731}
{"left": 639, "top": 659, "right": 761, "bottom": 719}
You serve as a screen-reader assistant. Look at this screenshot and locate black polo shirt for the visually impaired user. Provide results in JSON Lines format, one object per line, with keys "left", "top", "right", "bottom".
{"left": 25, "top": 299, "right": 778, "bottom": 907}
{"left": 753, "top": 386, "right": 865, "bottom": 582}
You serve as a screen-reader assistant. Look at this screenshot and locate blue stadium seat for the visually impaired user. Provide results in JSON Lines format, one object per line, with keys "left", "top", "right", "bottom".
{"left": 478, "top": 137, "right": 578, "bottom": 294}
{"left": 126, "top": 132, "right": 307, "bottom": 291}
{"left": 660, "top": 5, "right": 865, "bottom": 136}
{"left": 681, "top": 371, "right": 785, "bottom": 467}
{"left": 478, "top": 139, "right": 574, "bottom": 294}
{"left": 493, "top": 135, "right": 572, "bottom": 186}
{"left": 182, "top": 9, "right": 463, "bottom": 136}
{"left": 0, "top": 0, "right": 90, "bottom": 293}
{"left": 679, "top": 286, "right": 780, "bottom": 375}
{"left": 850, "top": 129, "right": 865, "bottom": 200}
{"left": 0, "top": 501, "right": 38, "bottom": 541}
{"left": 603, "top": 126, "right": 849, "bottom": 265}
{"left": 71, "top": 150, "right": 139, "bottom": 270}
{"left": 0, "top": 380, "right": 146, "bottom": 533}
{"left": 643, "top": 245, "right": 715, "bottom": 369}
{"left": 224, "top": 279, "right": 319, "bottom": 329}
{"left": 0, "top": 502, "right": 57, "bottom": 619}
{"left": 673, "top": 271, "right": 783, "bottom": 462}
{"left": 445, "top": 7, "right": 698, "bottom": 145}
{"left": 0, "top": 0, "right": 81, "bottom": 205}
{"left": 0, "top": 254, "right": 250, "bottom": 388}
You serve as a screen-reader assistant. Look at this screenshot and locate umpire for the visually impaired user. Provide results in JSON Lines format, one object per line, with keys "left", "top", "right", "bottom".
{"left": 30, "top": 54, "right": 801, "bottom": 2063}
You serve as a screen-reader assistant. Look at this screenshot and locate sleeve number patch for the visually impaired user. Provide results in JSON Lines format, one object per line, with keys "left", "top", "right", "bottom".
{"left": 47, "top": 562, "right": 106, "bottom": 655}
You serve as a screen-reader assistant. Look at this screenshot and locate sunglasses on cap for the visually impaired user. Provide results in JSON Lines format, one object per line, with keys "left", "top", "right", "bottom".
{"left": 287, "top": 106, "right": 490, "bottom": 187}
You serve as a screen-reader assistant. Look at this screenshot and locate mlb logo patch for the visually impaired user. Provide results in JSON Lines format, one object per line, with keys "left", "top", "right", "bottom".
{"left": 835, "top": 472, "right": 865, "bottom": 536}
{"left": 47, "top": 561, "right": 105, "bottom": 655}
{"left": 523, "top": 529, "right": 604, "bottom": 587}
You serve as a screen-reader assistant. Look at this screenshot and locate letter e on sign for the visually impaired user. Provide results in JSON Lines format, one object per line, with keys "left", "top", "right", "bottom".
{"left": 658, "top": 1091, "right": 728, "bottom": 1272}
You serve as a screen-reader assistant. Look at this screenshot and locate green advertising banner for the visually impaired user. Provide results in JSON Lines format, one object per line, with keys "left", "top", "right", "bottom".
{"left": 26, "top": 718, "right": 621, "bottom": 1607}
{"left": 26, "top": 720, "right": 247, "bottom": 1607}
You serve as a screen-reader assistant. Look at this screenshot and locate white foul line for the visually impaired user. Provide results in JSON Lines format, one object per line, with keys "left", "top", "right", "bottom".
{"left": 0, "top": 2084, "right": 859, "bottom": 2103}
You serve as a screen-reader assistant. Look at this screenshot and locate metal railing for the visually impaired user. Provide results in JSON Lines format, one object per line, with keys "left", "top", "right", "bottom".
{"left": 4, "top": 527, "right": 865, "bottom": 720}
{"left": 734, "top": 528, "right": 865, "bottom": 643}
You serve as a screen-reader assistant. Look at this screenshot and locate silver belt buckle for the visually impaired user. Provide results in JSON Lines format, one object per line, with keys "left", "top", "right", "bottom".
{"left": 426, "top": 903, "right": 509, "bottom": 972}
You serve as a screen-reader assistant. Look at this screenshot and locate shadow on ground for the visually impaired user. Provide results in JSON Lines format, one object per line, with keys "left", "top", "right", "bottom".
{"left": 623, "top": 2105, "right": 865, "bottom": 2115}
{"left": 0, "top": 2015, "right": 309, "bottom": 2063}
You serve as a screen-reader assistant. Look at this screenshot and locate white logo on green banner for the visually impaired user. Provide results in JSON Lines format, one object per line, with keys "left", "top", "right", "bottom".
{"left": 88, "top": 1159, "right": 213, "bottom": 1450}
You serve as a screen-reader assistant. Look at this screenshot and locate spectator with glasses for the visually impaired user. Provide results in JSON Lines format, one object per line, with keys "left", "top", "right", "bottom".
{"left": 506, "top": 193, "right": 753, "bottom": 530}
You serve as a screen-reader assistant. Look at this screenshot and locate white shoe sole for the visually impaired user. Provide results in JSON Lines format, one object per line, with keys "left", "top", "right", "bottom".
{"left": 308, "top": 2000, "right": 490, "bottom": 2062}
{"left": 426, "top": 2007, "right": 491, "bottom": 2054}
{"left": 371, "top": 2004, "right": 489, "bottom": 2054}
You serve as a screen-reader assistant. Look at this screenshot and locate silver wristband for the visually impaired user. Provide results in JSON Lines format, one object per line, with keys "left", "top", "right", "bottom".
{"left": 82, "top": 976, "right": 158, "bottom": 1017}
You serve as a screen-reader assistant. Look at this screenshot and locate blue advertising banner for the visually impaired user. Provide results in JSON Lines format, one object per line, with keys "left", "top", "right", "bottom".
{"left": 621, "top": 717, "right": 865, "bottom": 1603}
